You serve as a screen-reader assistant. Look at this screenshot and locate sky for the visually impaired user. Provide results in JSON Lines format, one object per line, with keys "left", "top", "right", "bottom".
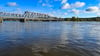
{"left": 0, "top": 0, "right": 100, "bottom": 18}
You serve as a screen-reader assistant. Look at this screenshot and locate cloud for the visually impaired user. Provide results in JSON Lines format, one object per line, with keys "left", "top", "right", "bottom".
{"left": 7, "top": 2, "right": 17, "bottom": 6}
{"left": 41, "top": 0, "right": 53, "bottom": 7}
{"left": 64, "top": 13, "right": 68, "bottom": 15}
{"left": 97, "top": 13, "right": 100, "bottom": 15}
{"left": 42, "top": 3, "right": 46, "bottom": 6}
{"left": 71, "top": 1, "right": 85, "bottom": 8}
{"left": 61, "top": 3, "right": 70, "bottom": 9}
{"left": 70, "top": 9, "right": 80, "bottom": 14}
{"left": 61, "top": 0, "right": 67, "bottom": 4}
{"left": 86, "top": 6, "right": 99, "bottom": 12}
{"left": 42, "top": 3, "right": 53, "bottom": 7}
{"left": 61, "top": 1, "right": 85, "bottom": 9}
{"left": 11, "top": 8, "right": 22, "bottom": 13}
{"left": 48, "top": 10, "right": 65, "bottom": 17}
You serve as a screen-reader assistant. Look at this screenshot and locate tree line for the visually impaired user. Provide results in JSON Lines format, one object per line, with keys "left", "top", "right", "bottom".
{"left": 64, "top": 17, "right": 100, "bottom": 21}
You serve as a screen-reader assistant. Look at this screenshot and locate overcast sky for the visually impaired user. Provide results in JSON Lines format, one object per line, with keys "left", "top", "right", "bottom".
{"left": 0, "top": 0, "right": 100, "bottom": 18}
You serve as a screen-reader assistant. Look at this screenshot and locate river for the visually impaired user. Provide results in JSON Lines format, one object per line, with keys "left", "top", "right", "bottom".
{"left": 0, "top": 21, "right": 100, "bottom": 56}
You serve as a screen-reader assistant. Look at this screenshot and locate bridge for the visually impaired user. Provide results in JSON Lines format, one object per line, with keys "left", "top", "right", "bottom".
{"left": 0, "top": 11, "right": 62, "bottom": 23}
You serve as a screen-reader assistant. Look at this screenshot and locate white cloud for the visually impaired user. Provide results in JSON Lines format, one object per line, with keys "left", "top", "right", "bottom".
{"left": 64, "top": 13, "right": 68, "bottom": 15}
{"left": 7, "top": 2, "right": 17, "bottom": 7}
{"left": 71, "top": 1, "right": 85, "bottom": 8}
{"left": 42, "top": 3, "right": 53, "bottom": 7}
{"left": 52, "top": 11, "right": 57, "bottom": 14}
{"left": 48, "top": 12, "right": 55, "bottom": 17}
{"left": 61, "top": 1, "right": 85, "bottom": 9}
{"left": 86, "top": 6, "right": 99, "bottom": 12}
{"left": 97, "top": 13, "right": 100, "bottom": 15}
{"left": 7, "top": 2, "right": 17, "bottom": 6}
{"left": 61, "top": 3, "right": 70, "bottom": 9}
{"left": 42, "top": 3, "right": 46, "bottom": 6}
{"left": 61, "top": 0, "right": 67, "bottom": 4}
{"left": 11, "top": 8, "right": 22, "bottom": 13}
{"left": 47, "top": 4, "right": 53, "bottom": 7}
{"left": 70, "top": 9, "right": 80, "bottom": 14}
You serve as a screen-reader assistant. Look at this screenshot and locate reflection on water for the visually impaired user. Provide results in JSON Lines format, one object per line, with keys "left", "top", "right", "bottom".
{"left": 0, "top": 21, "right": 100, "bottom": 56}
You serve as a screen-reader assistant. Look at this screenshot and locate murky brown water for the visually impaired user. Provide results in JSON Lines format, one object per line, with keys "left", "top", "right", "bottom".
{"left": 0, "top": 21, "right": 100, "bottom": 56}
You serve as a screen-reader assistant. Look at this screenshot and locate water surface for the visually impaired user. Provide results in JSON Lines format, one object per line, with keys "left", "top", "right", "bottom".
{"left": 0, "top": 21, "right": 100, "bottom": 56}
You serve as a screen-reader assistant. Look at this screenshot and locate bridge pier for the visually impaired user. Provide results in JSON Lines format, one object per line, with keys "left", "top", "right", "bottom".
{"left": 0, "top": 18, "right": 3, "bottom": 23}
{"left": 19, "top": 18, "right": 26, "bottom": 22}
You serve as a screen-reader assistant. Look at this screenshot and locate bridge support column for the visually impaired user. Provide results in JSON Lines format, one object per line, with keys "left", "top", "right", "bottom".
{"left": 19, "top": 18, "right": 26, "bottom": 22}
{"left": 0, "top": 18, "right": 3, "bottom": 23}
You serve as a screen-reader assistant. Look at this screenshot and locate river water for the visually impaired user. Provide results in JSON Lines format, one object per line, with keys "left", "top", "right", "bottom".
{"left": 0, "top": 21, "right": 100, "bottom": 56}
